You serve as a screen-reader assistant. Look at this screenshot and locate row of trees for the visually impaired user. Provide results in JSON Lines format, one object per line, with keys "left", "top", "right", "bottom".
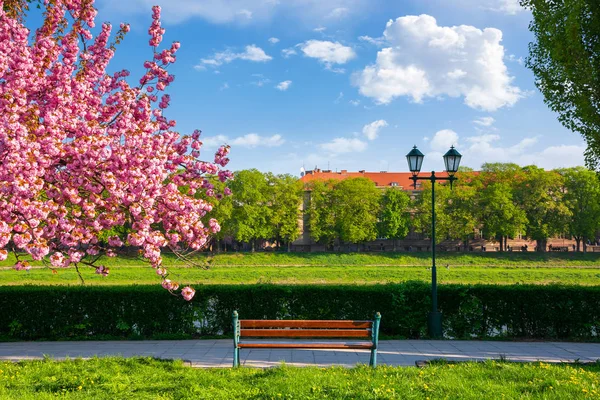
{"left": 213, "top": 165, "right": 600, "bottom": 252}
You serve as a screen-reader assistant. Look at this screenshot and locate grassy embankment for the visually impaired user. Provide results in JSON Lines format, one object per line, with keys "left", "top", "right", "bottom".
{"left": 1, "top": 252, "right": 600, "bottom": 286}
{"left": 0, "top": 357, "right": 598, "bottom": 399}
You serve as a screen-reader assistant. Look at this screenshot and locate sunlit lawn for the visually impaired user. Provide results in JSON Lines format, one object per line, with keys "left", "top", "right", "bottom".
{"left": 0, "top": 357, "right": 598, "bottom": 399}
{"left": 1, "top": 264, "right": 600, "bottom": 286}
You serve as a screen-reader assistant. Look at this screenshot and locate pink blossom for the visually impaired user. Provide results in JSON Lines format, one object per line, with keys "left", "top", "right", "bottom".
{"left": 181, "top": 286, "right": 195, "bottom": 301}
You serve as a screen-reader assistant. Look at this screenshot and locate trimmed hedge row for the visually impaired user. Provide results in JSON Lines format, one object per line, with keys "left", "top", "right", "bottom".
{"left": 1, "top": 283, "right": 599, "bottom": 340}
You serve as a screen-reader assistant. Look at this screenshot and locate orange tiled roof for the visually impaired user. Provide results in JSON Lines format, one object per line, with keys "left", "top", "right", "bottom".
{"left": 300, "top": 169, "right": 452, "bottom": 189}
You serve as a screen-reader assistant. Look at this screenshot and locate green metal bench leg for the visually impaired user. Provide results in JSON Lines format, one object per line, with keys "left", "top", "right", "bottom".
{"left": 233, "top": 311, "right": 240, "bottom": 367}
{"left": 370, "top": 312, "right": 381, "bottom": 367}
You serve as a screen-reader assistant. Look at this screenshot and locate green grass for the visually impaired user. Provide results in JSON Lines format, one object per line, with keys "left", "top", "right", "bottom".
{"left": 0, "top": 357, "right": 598, "bottom": 399}
{"left": 3, "top": 251, "right": 600, "bottom": 269}
{"left": 2, "top": 264, "right": 600, "bottom": 286}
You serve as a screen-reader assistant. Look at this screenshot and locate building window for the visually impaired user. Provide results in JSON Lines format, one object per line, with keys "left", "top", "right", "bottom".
{"left": 390, "top": 182, "right": 398, "bottom": 187}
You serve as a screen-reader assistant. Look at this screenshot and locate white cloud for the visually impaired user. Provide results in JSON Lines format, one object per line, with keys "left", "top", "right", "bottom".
{"left": 101, "top": 0, "right": 368, "bottom": 25}
{"left": 282, "top": 48, "right": 297, "bottom": 58}
{"left": 334, "top": 92, "right": 344, "bottom": 104}
{"left": 358, "top": 35, "right": 385, "bottom": 47}
{"left": 197, "top": 45, "right": 272, "bottom": 68}
{"left": 276, "top": 80, "right": 292, "bottom": 91}
{"left": 491, "top": 0, "right": 523, "bottom": 15}
{"left": 473, "top": 117, "right": 495, "bottom": 127}
{"left": 320, "top": 137, "right": 367, "bottom": 154}
{"left": 204, "top": 133, "right": 285, "bottom": 148}
{"left": 349, "top": 99, "right": 361, "bottom": 106}
{"left": 219, "top": 82, "right": 229, "bottom": 91}
{"left": 507, "top": 54, "right": 524, "bottom": 65}
{"left": 237, "top": 9, "right": 253, "bottom": 19}
{"left": 426, "top": 129, "right": 585, "bottom": 170}
{"left": 430, "top": 129, "right": 459, "bottom": 152}
{"left": 313, "top": 26, "right": 327, "bottom": 33}
{"left": 268, "top": 37, "right": 280, "bottom": 44}
{"left": 353, "top": 15, "right": 523, "bottom": 111}
{"left": 362, "top": 120, "right": 388, "bottom": 140}
{"left": 327, "top": 7, "right": 349, "bottom": 19}
{"left": 300, "top": 40, "right": 356, "bottom": 70}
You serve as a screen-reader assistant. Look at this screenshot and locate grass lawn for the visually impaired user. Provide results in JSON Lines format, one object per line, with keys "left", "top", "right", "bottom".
{"left": 0, "top": 357, "right": 598, "bottom": 399}
{"left": 3, "top": 251, "right": 600, "bottom": 269}
{"left": 1, "top": 264, "right": 600, "bottom": 286}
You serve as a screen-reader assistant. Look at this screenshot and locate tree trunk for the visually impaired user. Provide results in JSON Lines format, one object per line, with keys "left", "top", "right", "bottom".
{"left": 287, "top": 242, "right": 291, "bottom": 253}
{"left": 464, "top": 236, "right": 469, "bottom": 252}
{"left": 583, "top": 236, "right": 587, "bottom": 253}
{"left": 216, "top": 239, "right": 221, "bottom": 253}
{"left": 499, "top": 235, "right": 504, "bottom": 252}
{"left": 576, "top": 238, "right": 581, "bottom": 252}
{"left": 504, "top": 236, "right": 508, "bottom": 252}
{"left": 536, "top": 239, "right": 546, "bottom": 252}
{"left": 251, "top": 240, "right": 255, "bottom": 253}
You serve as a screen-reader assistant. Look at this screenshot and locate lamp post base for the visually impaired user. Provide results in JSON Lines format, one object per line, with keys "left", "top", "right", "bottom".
{"left": 428, "top": 311, "right": 443, "bottom": 339}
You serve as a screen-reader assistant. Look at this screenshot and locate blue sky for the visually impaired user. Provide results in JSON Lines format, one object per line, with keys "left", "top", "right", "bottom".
{"left": 93, "top": 0, "right": 586, "bottom": 174}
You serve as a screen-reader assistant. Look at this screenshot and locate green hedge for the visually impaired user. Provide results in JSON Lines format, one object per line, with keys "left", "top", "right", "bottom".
{"left": 1, "top": 283, "right": 599, "bottom": 341}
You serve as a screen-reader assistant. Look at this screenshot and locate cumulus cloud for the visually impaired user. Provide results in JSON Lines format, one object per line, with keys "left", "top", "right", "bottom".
{"left": 195, "top": 45, "right": 272, "bottom": 69}
{"left": 203, "top": 133, "right": 284, "bottom": 148}
{"left": 362, "top": 120, "right": 388, "bottom": 140}
{"left": 101, "top": 0, "right": 368, "bottom": 24}
{"left": 425, "top": 129, "right": 585, "bottom": 170}
{"left": 268, "top": 37, "right": 280, "bottom": 44}
{"left": 320, "top": 137, "right": 368, "bottom": 154}
{"left": 430, "top": 129, "right": 459, "bottom": 152}
{"left": 491, "top": 0, "right": 523, "bottom": 15}
{"left": 281, "top": 48, "right": 298, "bottom": 58}
{"left": 353, "top": 15, "right": 523, "bottom": 111}
{"left": 276, "top": 80, "right": 292, "bottom": 91}
{"left": 473, "top": 117, "right": 496, "bottom": 127}
{"left": 300, "top": 40, "right": 356, "bottom": 70}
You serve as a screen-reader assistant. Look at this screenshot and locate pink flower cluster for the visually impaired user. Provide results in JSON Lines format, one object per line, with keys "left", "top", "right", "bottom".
{"left": 0, "top": 1, "right": 232, "bottom": 301}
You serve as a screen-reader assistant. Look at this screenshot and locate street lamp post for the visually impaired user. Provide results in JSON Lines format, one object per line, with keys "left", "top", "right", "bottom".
{"left": 406, "top": 145, "right": 462, "bottom": 339}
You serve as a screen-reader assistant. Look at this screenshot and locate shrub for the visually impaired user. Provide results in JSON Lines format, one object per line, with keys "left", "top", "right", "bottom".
{"left": 1, "top": 283, "right": 599, "bottom": 340}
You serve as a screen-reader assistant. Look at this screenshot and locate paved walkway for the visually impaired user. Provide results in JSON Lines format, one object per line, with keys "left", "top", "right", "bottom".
{"left": 1, "top": 340, "right": 599, "bottom": 368}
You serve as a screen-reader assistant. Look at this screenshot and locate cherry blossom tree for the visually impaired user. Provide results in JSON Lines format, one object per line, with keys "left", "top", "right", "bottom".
{"left": 0, "top": 0, "right": 232, "bottom": 300}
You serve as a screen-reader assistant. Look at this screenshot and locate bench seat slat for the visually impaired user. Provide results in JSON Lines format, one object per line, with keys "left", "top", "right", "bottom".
{"left": 238, "top": 342, "right": 373, "bottom": 349}
{"left": 240, "top": 329, "right": 371, "bottom": 338}
{"left": 240, "top": 320, "right": 372, "bottom": 329}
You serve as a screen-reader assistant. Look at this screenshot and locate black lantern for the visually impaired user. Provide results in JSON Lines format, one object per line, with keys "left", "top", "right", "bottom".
{"left": 406, "top": 145, "right": 424, "bottom": 176}
{"left": 443, "top": 146, "right": 462, "bottom": 176}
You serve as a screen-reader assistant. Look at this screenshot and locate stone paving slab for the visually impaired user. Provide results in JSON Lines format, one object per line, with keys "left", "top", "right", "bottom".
{"left": 0, "top": 340, "right": 599, "bottom": 368}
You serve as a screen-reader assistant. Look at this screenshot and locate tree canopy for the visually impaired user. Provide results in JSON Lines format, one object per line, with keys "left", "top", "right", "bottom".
{"left": 522, "top": 0, "right": 600, "bottom": 170}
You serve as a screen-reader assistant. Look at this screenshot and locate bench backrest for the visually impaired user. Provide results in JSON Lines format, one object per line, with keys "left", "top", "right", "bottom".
{"left": 239, "top": 319, "right": 373, "bottom": 338}
{"left": 232, "top": 312, "right": 381, "bottom": 341}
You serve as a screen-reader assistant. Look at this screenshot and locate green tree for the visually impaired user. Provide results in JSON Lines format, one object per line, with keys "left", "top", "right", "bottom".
{"left": 378, "top": 188, "right": 411, "bottom": 250}
{"left": 228, "top": 169, "right": 272, "bottom": 252}
{"left": 521, "top": 0, "right": 600, "bottom": 170}
{"left": 515, "top": 166, "right": 572, "bottom": 252}
{"left": 268, "top": 173, "right": 303, "bottom": 252}
{"left": 558, "top": 167, "right": 600, "bottom": 251}
{"left": 412, "top": 181, "right": 452, "bottom": 244}
{"left": 444, "top": 180, "right": 480, "bottom": 250}
{"left": 333, "top": 178, "right": 381, "bottom": 248}
{"left": 307, "top": 180, "right": 338, "bottom": 248}
{"left": 479, "top": 182, "right": 527, "bottom": 251}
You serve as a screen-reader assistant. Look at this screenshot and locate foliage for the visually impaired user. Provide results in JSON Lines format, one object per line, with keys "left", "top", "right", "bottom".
{"left": 333, "top": 178, "right": 381, "bottom": 245}
{"left": 412, "top": 181, "right": 451, "bottom": 243}
{"left": 2, "top": 358, "right": 600, "bottom": 400}
{"left": 3, "top": 283, "right": 600, "bottom": 340}
{"left": 307, "top": 180, "right": 339, "bottom": 247}
{"left": 558, "top": 167, "right": 600, "bottom": 251}
{"left": 521, "top": 0, "right": 600, "bottom": 171}
{"left": 515, "top": 166, "right": 572, "bottom": 250}
{"left": 378, "top": 188, "right": 411, "bottom": 247}
{"left": 0, "top": 2, "right": 233, "bottom": 299}
{"left": 268, "top": 173, "right": 303, "bottom": 249}
{"left": 479, "top": 182, "right": 527, "bottom": 248}
{"left": 227, "top": 170, "right": 272, "bottom": 250}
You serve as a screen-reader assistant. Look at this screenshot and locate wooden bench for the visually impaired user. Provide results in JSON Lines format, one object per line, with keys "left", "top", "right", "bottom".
{"left": 232, "top": 311, "right": 381, "bottom": 367}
